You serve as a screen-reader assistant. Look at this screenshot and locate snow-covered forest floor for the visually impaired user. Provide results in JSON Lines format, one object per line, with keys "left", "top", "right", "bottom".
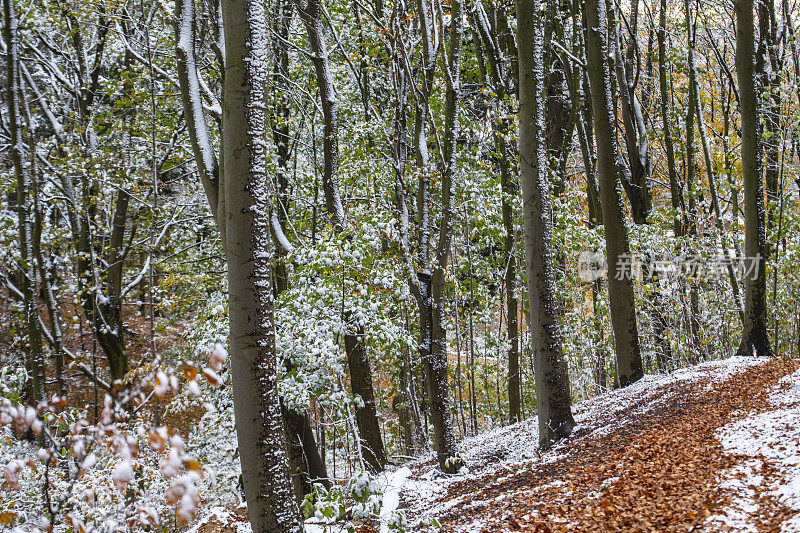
{"left": 183, "top": 356, "right": 800, "bottom": 532}
{"left": 5, "top": 352, "right": 799, "bottom": 532}
{"left": 392, "top": 356, "right": 800, "bottom": 532}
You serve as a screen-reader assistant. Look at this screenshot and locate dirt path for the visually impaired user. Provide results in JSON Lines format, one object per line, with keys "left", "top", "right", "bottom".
{"left": 429, "top": 358, "right": 799, "bottom": 532}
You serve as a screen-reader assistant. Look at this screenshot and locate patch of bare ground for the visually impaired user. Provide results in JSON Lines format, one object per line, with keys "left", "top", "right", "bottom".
{"left": 432, "top": 358, "right": 798, "bottom": 532}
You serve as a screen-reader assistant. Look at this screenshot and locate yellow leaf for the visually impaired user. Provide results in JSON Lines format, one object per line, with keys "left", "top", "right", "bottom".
{"left": 0, "top": 511, "right": 18, "bottom": 526}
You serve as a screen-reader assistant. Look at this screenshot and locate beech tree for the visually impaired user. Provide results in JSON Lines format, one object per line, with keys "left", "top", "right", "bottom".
{"left": 219, "top": 0, "right": 301, "bottom": 527}
{"left": 736, "top": 0, "right": 773, "bottom": 357}
{"left": 585, "top": 0, "right": 644, "bottom": 386}
{"left": 470, "top": 0, "right": 521, "bottom": 424}
{"left": 4, "top": 0, "right": 45, "bottom": 404}
{"left": 294, "top": 0, "right": 388, "bottom": 473}
{"left": 4, "top": 0, "right": 800, "bottom": 528}
{"left": 427, "top": 0, "right": 465, "bottom": 471}
{"left": 176, "top": 0, "right": 330, "bottom": 500}
{"left": 517, "top": 0, "right": 575, "bottom": 446}
{"left": 389, "top": 0, "right": 464, "bottom": 472}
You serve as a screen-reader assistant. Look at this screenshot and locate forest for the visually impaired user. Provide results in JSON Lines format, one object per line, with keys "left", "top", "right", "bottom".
{"left": 1, "top": 0, "right": 800, "bottom": 529}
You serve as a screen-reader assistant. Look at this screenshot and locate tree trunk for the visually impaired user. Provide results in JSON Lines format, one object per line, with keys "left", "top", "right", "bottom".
{"left": 584, "top": 0, "right": 643, "bottom": 386}
{"left": 757, "top": 0, "right": 782, "bottom": 262}
{"left": 5, "top": 0, "right": 46, "bottom": 404}
{"left": 344, "top": 330, "right": 388, "bottom": 473}
{"left": 690, "top": 49, "right": 745, "bottom": 325}
{"left": 470, "top": 0, "right": 520, "bottom": 426}
{"left": 281, "top": 403, "right": 330, "bottom": 503}
{"left": 425, "top": 0, "right": 465, "bottom": 473}
{"left": 296, "top": 0, "right": 387, "bottom": 472}
{"left": 177, "top": 0, "right": 328, "bottom": 500}
{"left": 611, "top": 0, "right": 671, "bottom": 368}
{"left": 610, "top": 3, "right": 652, "bottom": 225}
{"left": 295, "top": 0, "right": 346, "bottom": 231}
{"left": 735, "top": 0, "right": 773, "bottom": 357}
{"left": 389, "top": 35, "right": 428, "bottom": 455}
{"left": 683, "top": 0, "right": 703, "bottom": 359}
{"left": 221, "top": 0, "right": 301, "bottom": 527}
{"left": 658, "top": 0, "right": 684, "bottom": 237}
{"left": 396, "top": 325, "right": 427, "bottom": 455}
{"left": 175, "top": 0, "right": 221, "bottom": 229}
{"left": 517, "top": 0, "right": 575, "bottom": 448}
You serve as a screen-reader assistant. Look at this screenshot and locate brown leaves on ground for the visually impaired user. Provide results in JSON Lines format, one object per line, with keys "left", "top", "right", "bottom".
{"left": 433, "top": 358, "right": 799, "bottom": 532}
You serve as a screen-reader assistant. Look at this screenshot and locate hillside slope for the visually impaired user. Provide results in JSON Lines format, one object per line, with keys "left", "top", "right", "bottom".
{"left": 400, "top": 356, "right": 800, "bottom": 532}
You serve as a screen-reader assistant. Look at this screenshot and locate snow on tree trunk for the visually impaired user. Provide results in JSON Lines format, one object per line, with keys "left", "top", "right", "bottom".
{"left": 584, "top": 0, "right": 644, "bottom": 386}
{"left": 175, "top": 0, "right": 222, "bottom": 231}
{"left": 472, "top": 0, "right": 521, "bottom": 426}
{"left": 516, "top": 0, "right": 575, "bottom": 448}
{"left": 345, "top": 330, "right": 388, "bottom": 473}
{"left": 736, "top": 0, "right": 774, "bottom": 357}
{"left": 295, "top": 0, "right": 388, "bottom": 473}
{"left": 220, "top": 0, "right": 302, "bottom": 528}
{"left": 426, "top": 0, "right": 466, "bottom": 473}
{"left": 4, "top": 0, "right": 45, "bottom": 404}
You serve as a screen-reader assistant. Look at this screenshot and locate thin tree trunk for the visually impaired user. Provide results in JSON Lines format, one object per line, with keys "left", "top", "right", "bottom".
{"left": 758, "top": 0, "right": 782, "bottom": 261}
{"left": 24, "top": 96, "right": 64, "bottom": 397}
{"left": 683, "top": 0, "right": 703, "bottom": 359}
{"left": 412, "top": 0, "right": 436, "bottom": 441}
{"left": 175, "top": 0, "right": 221, "bottom": 230}
{"left": 465, "top": 216, "right": 478, "bottom": 435}
{"left": 658, "top": 0, "right": 683, "bottom": 236}
{"left": 471, "top": 0, "right": 520, "bottom": 425}
{"left": 390, "top": 35, "right": 427, "bottom": 455}
{"left": 610, "top": 2, "right": 652, "bottom": 224}
{"left": 5, "top": 0, "right": 45, "bottom": 404}
{"left": 427, "top": 0, "right": 465, "bottom": 472}
{"left": 690, "top": 56, "right": 745, "bottom": 324}
{"left": 296, "top": 0, "right": 387, "bottom": 472}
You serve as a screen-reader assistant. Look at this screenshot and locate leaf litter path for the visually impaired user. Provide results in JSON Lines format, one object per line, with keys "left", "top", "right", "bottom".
{"left": 402, "top": 357, "right": 800, "bottom": 532}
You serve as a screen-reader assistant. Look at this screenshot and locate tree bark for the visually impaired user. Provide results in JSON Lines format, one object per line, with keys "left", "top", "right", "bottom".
{"left": 657, "top": 0, "right": 684, "bottom": 237}
{"left": 345, "top": 332, "right": 388, "bottom": 472}
{"left": 426, "top": 0, "right": 465, "bottom": 472}
{"left": 389, "top": 31, "right": 428, "bottom": 455}
{"left": 584, "top": 0, "right": 643, "bottom": 386}
{"left": 176, "top": 0, "right": 328, "bottom": 501}
{"left": 221, "top": 0, "right": 301, "bottom": 528}
{"left": 4, "top": 0, "right": 46, "bottom": 403}
{"left": 757, "top": 0, "right": 782, "bottom": 262}
{"left": 610, "top": 3, "right": 652, "bottom": 224}
{"left": 690, "top": 47, "right": 745, "bottom": 325}
{"left": 517, "top": 0, "right": 575, "bottom": 448}
{"left": 295, "top": 0, "right": 387, "bottom": 472}
{"left": 470, "top": 0, "right": 520, "bottom": 425}
{"left": 735, "top": 0, "right": 773, "bottom": 357}
{"left": 175, "top": 0, "right": 222, "bottom": 232}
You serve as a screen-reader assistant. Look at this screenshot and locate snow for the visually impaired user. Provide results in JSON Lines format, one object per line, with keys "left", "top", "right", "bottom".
{"left": 112, "top": 461, "right": 134, "bottom": 491}
{"left": 709, "top": 365, "right": 800, "bottom": 531}
{"left": 400, "top": 356, "right": 769, "bottom": 531}
{"left": 378, "top": 467, "right": 411, "bottom": 533}
{"left": 2, "top": 352, "right": 779, "bottom": 532}
{"left": 185, "top": 507, "right": 251, "bottom": 533}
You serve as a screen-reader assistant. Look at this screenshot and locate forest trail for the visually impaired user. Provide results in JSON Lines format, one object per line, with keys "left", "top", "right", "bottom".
{"left": 402, "top": 357, "right": 800, "bottom": 532}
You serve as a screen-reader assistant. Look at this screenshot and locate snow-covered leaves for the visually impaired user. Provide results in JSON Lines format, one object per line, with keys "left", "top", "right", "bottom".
{"left": 277, "top": 222, "right": 412, "bottom": 414}
{"left": 0, "top": 366, "right": 206, "bottom": 530}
